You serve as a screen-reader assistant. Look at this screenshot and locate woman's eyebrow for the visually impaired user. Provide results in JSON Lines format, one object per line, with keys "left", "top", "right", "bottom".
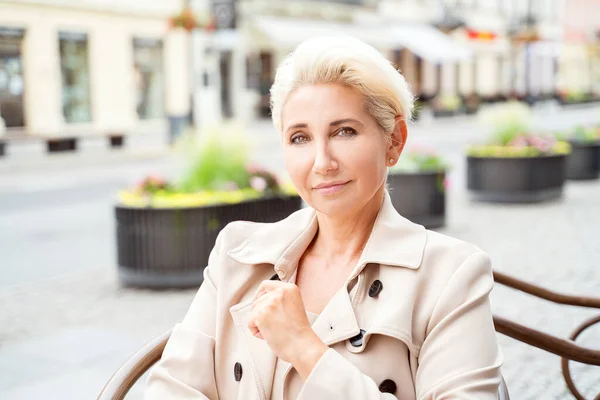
{"left": 285, "top": 123, "right": 308, "bottom": 133}
{"left": 330, "top": 118, "right": 363, "bottom": 128}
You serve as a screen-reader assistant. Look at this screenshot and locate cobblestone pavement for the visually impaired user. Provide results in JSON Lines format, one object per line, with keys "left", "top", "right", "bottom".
{"left": 1, "top": 106, "right": 599, "bottom": 399}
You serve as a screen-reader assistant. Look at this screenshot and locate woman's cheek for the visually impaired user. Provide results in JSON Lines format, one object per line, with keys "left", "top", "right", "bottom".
{"left": 285, "top": 150, "right": 312, "bottom": 188}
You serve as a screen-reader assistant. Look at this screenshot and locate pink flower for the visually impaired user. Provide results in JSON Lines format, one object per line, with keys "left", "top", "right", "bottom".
{"left": 510, "top": 136, "right": 529, "bottom": 148}
{"left": 443, "top": 177, "right": 451, "bottom": 190}
{"left": 250, "top": 176, "right": 268, "bottom": 192}
{"left": 222, "top": 181, "right": 239, "bottom": 191}
{"left": 528, "top": 136, "right": 553, "bottom": 152}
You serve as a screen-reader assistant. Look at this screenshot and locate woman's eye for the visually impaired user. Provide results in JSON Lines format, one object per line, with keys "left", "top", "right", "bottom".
{"left": 337, "top": 127, "right": 357, "bottom": 137}
{"left": 290, "top": 134, "right": 309, "bottom": 144}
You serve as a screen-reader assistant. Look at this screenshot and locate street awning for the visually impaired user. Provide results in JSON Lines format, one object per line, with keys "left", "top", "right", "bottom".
{"left": 250, "top": 16, "right": 386, "bottom": 48}
{"left": 386, "top": 25, "right": 472, "bottom": 63}
{"left": 250, "top": 17, "right": 473, "bottom": 63}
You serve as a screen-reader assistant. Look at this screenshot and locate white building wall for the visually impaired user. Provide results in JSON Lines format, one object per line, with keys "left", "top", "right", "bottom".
{"left": 0, "top": 0, "right": 188, "bottom": 136}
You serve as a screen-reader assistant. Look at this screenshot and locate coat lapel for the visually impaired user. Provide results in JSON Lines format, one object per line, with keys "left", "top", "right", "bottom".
{"left": 230, "top": 300, "right": 277, "bottom": 400}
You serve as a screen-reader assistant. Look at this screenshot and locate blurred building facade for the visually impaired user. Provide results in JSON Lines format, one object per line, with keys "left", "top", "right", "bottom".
{"left": 0, "top": 0, "right": 191, "bottom": 137}
{"left": 1, "top": 0, "right": 598, "bottom": 136}
{"left": 559, "top": 0, "right": 600, "bottom": 97}
{"left": 190, "top": 0, "right": 600, "bottom": 124}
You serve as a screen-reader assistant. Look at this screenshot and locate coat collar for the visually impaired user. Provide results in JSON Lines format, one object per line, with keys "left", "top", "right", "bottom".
{"left": 227, "top": 190, "right": 427, "bottom": 279}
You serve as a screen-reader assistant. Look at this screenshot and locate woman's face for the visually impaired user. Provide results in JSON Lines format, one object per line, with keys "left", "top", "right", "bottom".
{"left": 281, "top": 83, "right": 405, "bottom": 218}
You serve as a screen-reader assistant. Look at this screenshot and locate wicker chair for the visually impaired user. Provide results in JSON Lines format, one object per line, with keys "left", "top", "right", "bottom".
{"left": 98, "top": 271, "right": 600, "bottom": 400}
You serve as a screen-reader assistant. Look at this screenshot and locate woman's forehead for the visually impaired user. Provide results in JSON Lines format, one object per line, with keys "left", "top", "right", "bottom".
{"left": 282, "top": 84, "right": 371, "bottom": 127}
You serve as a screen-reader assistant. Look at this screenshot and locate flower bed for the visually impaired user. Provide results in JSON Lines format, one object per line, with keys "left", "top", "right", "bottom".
{"left": 467, "top": 102, "right": 570, "bottom": 203}
{"left": 560, "top": 126, "right": 600, "bottom": 180}
{"left": 115, "top": 125, "right": 302, "bottom": 288}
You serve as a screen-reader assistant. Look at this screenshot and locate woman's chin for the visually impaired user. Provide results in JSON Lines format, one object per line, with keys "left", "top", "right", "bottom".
{"left": 310, "top": 194, "right": 358, "bottom": 218}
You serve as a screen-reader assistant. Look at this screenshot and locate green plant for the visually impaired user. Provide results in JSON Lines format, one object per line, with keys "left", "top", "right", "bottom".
{"left": 569, "top": 126, "right": 600, "bottom": 143}
{"left": 478, "top": 101, "right": 532, "bottom": 145}
{"left": 470, "top": 102, "right": 573, "bottom": 157}
{"left": 118, "top": 123, "right": 297, "bottom": 208}
{"left": 178, "top": 125, "right": 251, "bottom": 193}
{"left": 433, "top": 93, "right": 462, "bottom": 111}
{"left": 391, "top": 147, "right": 449, "bottom": 173}
{"left": 467, "top": 134, "right": 571, "bottom": 157}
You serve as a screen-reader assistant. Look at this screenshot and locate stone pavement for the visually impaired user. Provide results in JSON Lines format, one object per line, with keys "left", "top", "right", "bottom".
{"left": 1, "top": 105, "right": 599, "bottom": 399}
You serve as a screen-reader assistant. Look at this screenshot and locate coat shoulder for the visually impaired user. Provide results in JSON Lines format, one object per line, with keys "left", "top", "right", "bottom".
{"left": 424, "top": 229, "right": 486, "bottom": 262}
{"left": 419, "top": 229, "right": 491, "bottom": 282}
{"left": 217, "top": 220, "right": 268, "bottom": 251}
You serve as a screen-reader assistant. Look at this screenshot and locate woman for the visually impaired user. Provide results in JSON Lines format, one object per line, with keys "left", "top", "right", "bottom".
{"left": 146, "top": 36, "right": 503, "bottom": 399}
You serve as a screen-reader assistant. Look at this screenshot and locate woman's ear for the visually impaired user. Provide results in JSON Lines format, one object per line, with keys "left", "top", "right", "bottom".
{"left": 387, "top": 116, "right": 408, "bottom": 164}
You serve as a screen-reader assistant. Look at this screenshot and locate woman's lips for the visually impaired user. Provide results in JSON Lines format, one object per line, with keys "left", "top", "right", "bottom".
{"left": 314, "top": 181, "right": 350, "bottom": 195}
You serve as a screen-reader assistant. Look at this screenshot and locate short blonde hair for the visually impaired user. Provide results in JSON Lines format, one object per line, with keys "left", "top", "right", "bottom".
{"left": 270, "top": 35, "right": 414, "bottom": 135}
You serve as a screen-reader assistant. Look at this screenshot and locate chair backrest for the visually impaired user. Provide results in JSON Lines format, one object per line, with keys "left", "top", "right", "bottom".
{"left": 498, "top": 376, "right": 510, "bottom": 400}
{"left": 98, "top": 328, "right": 510, "bottom": 400}
{"left": 97, "top": 329, "right": 171, "bottom": 400}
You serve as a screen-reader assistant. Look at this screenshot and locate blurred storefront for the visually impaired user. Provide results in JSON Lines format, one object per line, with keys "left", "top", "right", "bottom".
{"left": 0, "top": 0, "right": 189, "bottom": 137}
{"left": 190, "top": 0, "right": 573, "bottom": 123}
{"left": 191, "top": 0, "right": 476, "bottom": 123}
{"left": 0, "top": 26, "right": 25, "bottom": 128}
{"left": 558, "top": 0, "right": 600, "bottom": 99}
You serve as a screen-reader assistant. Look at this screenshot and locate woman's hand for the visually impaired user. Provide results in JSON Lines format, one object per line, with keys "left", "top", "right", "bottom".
{"left": 248, "top": 280, "right": 329, "bottom": 380}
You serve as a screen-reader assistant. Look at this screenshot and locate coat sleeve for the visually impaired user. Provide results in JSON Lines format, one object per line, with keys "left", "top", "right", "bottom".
{"left": 144, "top": 232, "right": 225, "bottom": 400}
{"left": 298, "top": 251, "right": 502, "bottom": 400}
{"left": 297, "top": 348, "right": 398, "bottom": 399}
{"left": 415, "top": 251, "right": 503, "bottom": 399}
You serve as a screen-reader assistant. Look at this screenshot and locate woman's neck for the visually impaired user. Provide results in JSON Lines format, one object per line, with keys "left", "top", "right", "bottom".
{"left": 310, "top": 189, "right": 384, "bottom": 265}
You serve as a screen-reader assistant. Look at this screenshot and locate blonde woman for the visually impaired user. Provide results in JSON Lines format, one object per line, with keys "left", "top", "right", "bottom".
{"left": 146, "top": 36, "right": 503, "bottom": 399}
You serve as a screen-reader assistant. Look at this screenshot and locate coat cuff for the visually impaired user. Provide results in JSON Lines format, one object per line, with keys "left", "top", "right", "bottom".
{"left": 297, "top": 348, "right": 365, "bottom": 399}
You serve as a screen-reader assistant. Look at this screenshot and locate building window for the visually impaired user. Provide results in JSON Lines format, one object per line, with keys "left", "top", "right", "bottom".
{"left": 0, "top": 27, "right": 25, "bottom": 128}
{"left": 133, "top": 38, "right": 164, "bottom": 119}
{"left": 59, "top": 32, "right": 91, "bottom": 123}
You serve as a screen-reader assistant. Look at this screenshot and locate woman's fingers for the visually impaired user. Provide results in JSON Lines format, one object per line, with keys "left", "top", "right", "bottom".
{"left": 248, "top": 319, "right": 264, "bottom": 339}
{"left": 252, "top": 280, "right": 293, "bottom": 301}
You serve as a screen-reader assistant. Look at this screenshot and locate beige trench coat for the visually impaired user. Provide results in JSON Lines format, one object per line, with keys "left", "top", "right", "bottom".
{"left": 145, "top": 192, "right": 503, "bottom": 399}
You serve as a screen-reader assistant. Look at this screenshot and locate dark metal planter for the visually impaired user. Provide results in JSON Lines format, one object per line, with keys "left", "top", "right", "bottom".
{"left": 109, "top": 134, "right": 125, "bottom": 148}
{"left": 566, "top": 140, "right": 600, "bottom": 180}
{"left": 47, "top": 137, "right": 77, "bottom": 153}
{"left": 387, "top": 171, "right": 446, "bottom": 229}
{"left": 115, "top": 195, "right": 302, "bottom": 289}
{"left": 432, "top": 110, "right": 458, "bottom": 118}
{"left": 467, "top": 155, "right": 567, "bottom": 203}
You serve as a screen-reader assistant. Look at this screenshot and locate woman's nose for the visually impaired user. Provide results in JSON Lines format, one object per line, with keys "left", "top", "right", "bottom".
{"left": 312, "top": 144, "right": 338, "bottom": 175}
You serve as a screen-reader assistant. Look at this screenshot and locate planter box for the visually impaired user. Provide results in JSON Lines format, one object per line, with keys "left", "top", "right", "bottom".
{"left": 432, "top": 110, "right": 458, "bottom": 118}
{"left": 467, "top": 155, "right": 567, "bottom": 203}
{"left": 108, "top": 134, "right": 125, "bottom": 148}
{"left": 47, "top": 137, "right": 77, "bottom": 153}
{"left": 566, "top": 140, "right": 600, "bottom": 180}
{"left": 388, "top": 171, "right": 446, "bottom": 229}
{"left": 115, "top": 195, "right": 302, "bottom": 288}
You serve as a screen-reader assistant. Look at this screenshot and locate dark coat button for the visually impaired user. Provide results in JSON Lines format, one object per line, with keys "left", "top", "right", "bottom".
{"left": 270, "top": 273, "right": 280, "bottom": 281}
{"left": 234, "top": 362, "right": 243, "bottom": 381}
{"left": 349, "top": 329, "right": 366, "bottom": 347}
{"left": 379, "top": 379, "right": 397, "bottom": 394}
{"left": 368, "top": 280, "right": 383, "bottom": 298}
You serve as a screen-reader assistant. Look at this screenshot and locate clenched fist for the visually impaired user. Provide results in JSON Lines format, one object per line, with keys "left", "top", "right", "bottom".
{"left": 248, "top": 280, "right": 329, "bottom": 380}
